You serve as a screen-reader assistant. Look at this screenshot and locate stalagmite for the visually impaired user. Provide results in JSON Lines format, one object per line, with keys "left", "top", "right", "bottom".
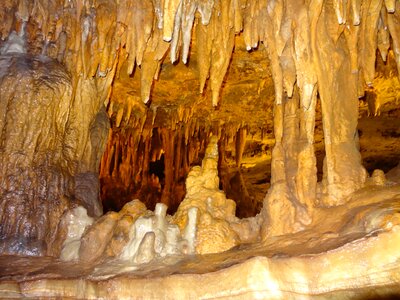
{"left": 120, "top": 216, "right": 154, "bottom": 260}
{"left": 60, "top": 207, "right": 94, "bottom": 261}
{"left": 235, "top": 127, "right": 246, "bottom": 166}
{"left": 134, "top": 232, "right": 156, "bottom": 264}
{"left": 182, "top": 207, "right": 198, "bottom": 254}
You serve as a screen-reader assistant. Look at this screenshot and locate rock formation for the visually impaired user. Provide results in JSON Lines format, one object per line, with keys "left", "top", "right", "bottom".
{"left": 0, "top": 0, "right": 399, "bottom": 299}
{"left": 58, "top": 136, "right": 249, "bottom": 264}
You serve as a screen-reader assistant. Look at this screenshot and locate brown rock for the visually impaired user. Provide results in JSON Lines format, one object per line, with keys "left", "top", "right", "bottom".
{"left": 79, "top": 212, "right": 119, "bottom": 264}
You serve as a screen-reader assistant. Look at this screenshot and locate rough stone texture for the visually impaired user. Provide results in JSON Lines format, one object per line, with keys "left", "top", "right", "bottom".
{"left": 0, "top": 55, "right": 108, "bottom": 256}
{"left": 1, "top": 185, "right": 400, "bottom": 299}
{"left": 78, "top": 212, "right": 119, "bottom": 264}
{"left": 173, "top": 136, "right": 240, "bottom": 254}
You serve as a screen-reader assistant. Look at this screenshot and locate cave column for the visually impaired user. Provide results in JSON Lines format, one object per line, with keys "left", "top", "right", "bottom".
{"left": 263, "top": 93, "right": 311, "bottom": 237}
{"left": 270, "top": 102, "right": 286, "bottom": 185}
{"left": 296, "top": 87, "right": 318, "bottom": 211}
{"left": 175, "top": 126, "right": 183, "bottom": 181}
{"left": 235, "top": 127, "right": 247, "bottom": 167}
{"left": 313, "top": 6, "right": 367, "bottom": 206}
{"left": 161, "top": 129, "right": 175, "bottom": 207}
{"left": 141, "top": 132, "right": 151, "bottom": 190}
{"left": 282, "top": 91, "right": 300, "bottom": 193}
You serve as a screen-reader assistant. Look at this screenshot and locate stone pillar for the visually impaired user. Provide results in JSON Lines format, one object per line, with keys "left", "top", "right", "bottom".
{"left": 314, "top": 7, "right": 367, "bottom": 206}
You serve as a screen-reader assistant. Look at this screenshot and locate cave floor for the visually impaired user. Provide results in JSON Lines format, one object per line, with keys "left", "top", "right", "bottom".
{"left": 1, "top": 184, "right": 400, "bottom": 299}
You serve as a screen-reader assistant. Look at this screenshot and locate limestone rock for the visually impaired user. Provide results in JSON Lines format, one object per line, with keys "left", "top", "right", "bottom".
{"left": 173, "top": 136, "right": 240, "bottom": 254}
{"left": 60, "top": 207, "right": 94, "bottom": 261}
{"left": 79, "top": 212, "right": 119, "bottom": 264}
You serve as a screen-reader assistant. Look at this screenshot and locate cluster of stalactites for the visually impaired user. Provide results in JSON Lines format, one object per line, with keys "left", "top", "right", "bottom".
{"left": 1, "top": 0, "right": 399, "bottom": 107}
{"left": 100, "top": 103, "right": 252, "bottom": 212}
{"left": 260, "top": 0, "right": 400, "bottom": 107}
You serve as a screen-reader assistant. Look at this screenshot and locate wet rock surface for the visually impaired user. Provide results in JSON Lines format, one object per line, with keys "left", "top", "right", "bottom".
{"left": 0, "top": 0, "right": 399, "bottom": 299}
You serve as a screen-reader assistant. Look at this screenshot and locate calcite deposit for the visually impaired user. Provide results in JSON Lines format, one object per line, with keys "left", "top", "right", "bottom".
{"left": 59, "top": 136, "right": 246, "bottom": 264}
{"left": 0, "top": 0, "right": 400, "bottom": 299}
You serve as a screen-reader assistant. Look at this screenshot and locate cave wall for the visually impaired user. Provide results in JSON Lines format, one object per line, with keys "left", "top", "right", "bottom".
{"left": 0, "top": 55, "right": 109, "bottom": 255}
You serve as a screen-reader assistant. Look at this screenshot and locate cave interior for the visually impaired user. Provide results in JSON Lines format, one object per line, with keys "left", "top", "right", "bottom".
{"left": 0, "top": 0, "right": 400, "bottom": 299}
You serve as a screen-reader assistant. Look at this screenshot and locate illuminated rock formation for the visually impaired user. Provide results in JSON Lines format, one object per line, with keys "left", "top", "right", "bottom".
{"left": 59, "top": 136, "right": 245, "bottom": 263}
{"left": 0, "top": 53, "right": 108, "bottom": 256}
{"left": 0, "top": 0, "right": 399, "bottom": 298}
{"left": 173, "top": 135, "right": 240, "bottom": 254}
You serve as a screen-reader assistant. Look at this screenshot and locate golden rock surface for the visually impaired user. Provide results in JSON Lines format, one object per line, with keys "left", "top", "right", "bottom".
{"left": 0, "top": 0, "right": 400, "bottom": 298}
{"left": 1, "top": 185, "right": 400, "bottom": 299}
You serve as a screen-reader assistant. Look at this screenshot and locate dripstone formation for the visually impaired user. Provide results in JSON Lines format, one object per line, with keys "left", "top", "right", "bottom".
{"left": 0, "top": 0, "right": 400, "bottom": 299}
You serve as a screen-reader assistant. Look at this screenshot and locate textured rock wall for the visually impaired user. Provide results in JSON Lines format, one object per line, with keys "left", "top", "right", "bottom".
{"left": 0, "top": 54, "right": 109, "bottom": 255}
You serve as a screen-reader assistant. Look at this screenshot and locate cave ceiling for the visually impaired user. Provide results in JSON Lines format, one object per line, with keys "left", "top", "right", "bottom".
{"left": 1, "top": 0, "right": 399, "bottom": 132}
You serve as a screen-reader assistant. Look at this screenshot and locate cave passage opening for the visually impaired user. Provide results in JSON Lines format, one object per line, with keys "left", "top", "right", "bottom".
{"left": 357, "top": 52, "right": 400, "bottom": 176}
{"left": 99, "top": 126, "right": 274, "bottom": 217}
{"left": 99, "top": 33, "right": 276, "bottom": 218}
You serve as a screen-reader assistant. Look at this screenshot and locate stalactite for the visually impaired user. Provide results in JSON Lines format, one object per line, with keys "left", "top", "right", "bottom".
{"left": 163, "top": 0, "right": 182, "bottom": 42}
{"left": 196, "top": 21, "right": 212, "bottom": 93}
{"left": 181, "top": 0, "right": 197, "bottom": 64}
{"left": 359, "top": 0, "right": 384, "bottom": 86}
{"left": 0, "top": 0, "right": 396, "bottom": 111}
{"left": 384, "top": 0, "right": 396, "bottom": 12}
{"left": 209, "top": 0, "right": 235, "bottom": 106}
{"left": 377, "top": 6, "right": 390, "bottom": 62}
{"left": 387, "top": 3, "right": 400, "bottom": 77}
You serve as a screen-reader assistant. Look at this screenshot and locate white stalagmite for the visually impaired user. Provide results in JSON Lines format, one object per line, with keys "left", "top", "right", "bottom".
{"left": 182, "top": 207, "right": 199, "bottom": 254}
{"left": 134, "top": 232, "right": 156, "bottom": 264}
{"left": 154, "top": 203, "right": 168, "bottom": 254}
{"left": 120, "top": 216, "right": 154, "bottom": 260}
{"left": 60, "top": 207, "right": 94, "bottom": 261}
